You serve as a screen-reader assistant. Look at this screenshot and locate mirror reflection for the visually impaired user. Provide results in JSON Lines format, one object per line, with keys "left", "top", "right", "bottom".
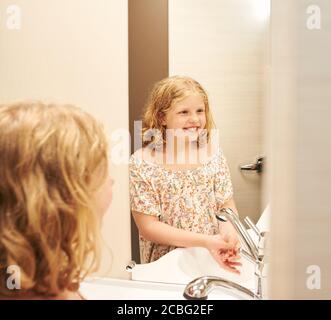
{"left": 130, "top": 76, "right": 242, "bottom": 272}
{"left": 129, "top": 0, "right": 270, "bottom": 285}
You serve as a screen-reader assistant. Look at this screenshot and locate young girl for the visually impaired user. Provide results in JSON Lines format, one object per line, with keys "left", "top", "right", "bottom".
{"left": 129, "top": 76, "right": 241, "bottom": 274}
{"left": 0, "top": 101, "right": 113, "bottom": 299}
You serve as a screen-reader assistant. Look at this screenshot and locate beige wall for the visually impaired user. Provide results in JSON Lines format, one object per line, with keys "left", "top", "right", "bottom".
{"left": 267, "top": 0, "right": 298, "bottom": 298}
{"left": 169, "top": 0, "right": 269, "bottom": 222}
{"left": 268, "top": 0, "right": 331, "bottom": 299}
{"left": 0, "top": 0, "right": 130, "bottom": 279}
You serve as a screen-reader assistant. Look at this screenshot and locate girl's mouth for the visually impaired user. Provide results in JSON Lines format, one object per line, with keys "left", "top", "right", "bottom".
{"left": 183, "top": 127, "right": 199, "bottom": 132}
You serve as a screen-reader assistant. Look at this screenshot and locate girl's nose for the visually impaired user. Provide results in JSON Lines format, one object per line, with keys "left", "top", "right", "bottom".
{"left": 189, "top": 114, "right": 200, "bottom": 124}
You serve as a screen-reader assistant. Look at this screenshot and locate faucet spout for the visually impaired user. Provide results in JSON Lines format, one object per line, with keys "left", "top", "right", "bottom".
{"left": 183, "top": 276, "right": 260, "bottom": 300}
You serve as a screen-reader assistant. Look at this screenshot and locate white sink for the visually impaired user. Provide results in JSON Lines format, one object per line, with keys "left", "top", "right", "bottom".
{"left": 80, "top": 277, "right": 249, "bottom": 300}
{"left": 131, "top": 246, "right": 255, "bottom": 293}
{"left": 177, "top": 247, "right": 255, "bottom": 287}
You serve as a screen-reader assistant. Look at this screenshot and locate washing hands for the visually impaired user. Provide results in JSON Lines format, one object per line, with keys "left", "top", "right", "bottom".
{"left": 219, "top": 220, "right": 241, "bottom": 274}
{"left": 205, "top": 221, "right": 242, "bottom": 274}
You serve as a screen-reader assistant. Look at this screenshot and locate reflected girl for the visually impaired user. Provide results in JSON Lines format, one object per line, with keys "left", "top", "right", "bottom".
{"left": 130, "top": 76, "right": 241, "bottom": 274}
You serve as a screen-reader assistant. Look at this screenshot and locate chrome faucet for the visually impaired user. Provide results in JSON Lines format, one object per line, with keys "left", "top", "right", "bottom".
{"left": 183, "top": 208, "right": 268, "bottom": 300}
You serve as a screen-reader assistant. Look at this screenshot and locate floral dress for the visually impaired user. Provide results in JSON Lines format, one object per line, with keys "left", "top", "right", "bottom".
{"left": 129, "top": 147, "right": 234, "bottom": 264}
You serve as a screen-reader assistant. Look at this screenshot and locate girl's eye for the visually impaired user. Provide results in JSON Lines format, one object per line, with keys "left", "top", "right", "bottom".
{"left": 197, "top": 109, "right": 205, "bottom": 113}
{"left": 179, "top": 111, "right": 188, "bottom": 114}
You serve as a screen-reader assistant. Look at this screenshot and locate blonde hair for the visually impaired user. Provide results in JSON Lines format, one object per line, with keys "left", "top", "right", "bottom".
{"left": 0, "top": 101, "right": 108, "bottom": 298}
{"left": 142, "top": 75, "right": 215, "bottom": 148}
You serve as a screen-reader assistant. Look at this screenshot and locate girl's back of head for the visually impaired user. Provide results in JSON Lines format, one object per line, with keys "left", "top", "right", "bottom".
{"left": 0, "top": 101, "right": 108, "bottom": 298}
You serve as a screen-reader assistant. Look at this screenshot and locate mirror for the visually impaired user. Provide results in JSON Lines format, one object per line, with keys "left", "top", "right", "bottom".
{"left": 0, "top": 0, "right": 270, "bottom": 290}
{"left": 128, "top": 0, "right": 271, "bottom": 282}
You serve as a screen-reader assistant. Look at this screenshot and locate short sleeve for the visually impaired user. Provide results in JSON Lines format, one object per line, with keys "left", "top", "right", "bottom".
{"left": 214, "top": 149, "right": 234, "bottom": 208}
{"left": 129, "top": 158, "right": 161, "bottom": 217}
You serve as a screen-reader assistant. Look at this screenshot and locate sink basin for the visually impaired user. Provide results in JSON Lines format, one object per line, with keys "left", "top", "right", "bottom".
{"left": 80, "top": 277, "right": 251, "bottom": 300}
{"left": 177, "top": 247, "right": 255, "bottom": 288}
{"left": 131, "top": 246, "right": 255, "bottom": 291}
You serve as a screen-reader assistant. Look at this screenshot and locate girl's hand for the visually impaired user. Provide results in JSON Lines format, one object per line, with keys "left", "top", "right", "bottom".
{"left": 204, "top": 234, "right": 242, "bottom": 274}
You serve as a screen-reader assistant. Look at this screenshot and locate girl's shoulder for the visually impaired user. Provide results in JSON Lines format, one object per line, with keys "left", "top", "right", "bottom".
{"left": 130, "top": 148, "right": 143, "bottom": 161}
{"left": 129, "top": 148, "right": 163, "bottom": 181}
{"left": 129, "top": 148, "right": 158, "bottom": 170}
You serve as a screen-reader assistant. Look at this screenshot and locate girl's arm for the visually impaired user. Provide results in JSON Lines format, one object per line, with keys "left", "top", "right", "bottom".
{"left": 219, "top": 197, "right": 240, "bottom": 246}
{"left": 132, "top": 210, "right": 241, "bottom": 273}
{"left": 133, "top": 210, "right": 212, "bottom": 248}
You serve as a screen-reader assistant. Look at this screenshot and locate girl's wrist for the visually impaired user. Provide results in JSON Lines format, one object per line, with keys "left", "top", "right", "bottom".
{"left": 200, "top": 234, "right": 213, "bottom": 249}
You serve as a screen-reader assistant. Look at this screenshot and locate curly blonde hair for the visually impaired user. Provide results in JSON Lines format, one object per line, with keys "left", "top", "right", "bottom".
{"left": 0, "top": 101, "right": 108, "bottom": 298}
{"left": 142, "top": 76, "right": 215, "bottom": 148}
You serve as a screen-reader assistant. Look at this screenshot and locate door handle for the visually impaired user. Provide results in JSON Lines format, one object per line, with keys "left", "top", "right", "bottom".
{"left": 240, "top": 157, "right": 264, "bottom": 173}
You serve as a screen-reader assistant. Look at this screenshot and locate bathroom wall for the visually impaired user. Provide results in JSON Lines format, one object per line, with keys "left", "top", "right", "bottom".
{"left": 169, "top": 0, "right": 270, "bottom": 222}
{"left": 0, "top": 0, "right": 130, "bottom": 279}
{"left": 268, "top": 0, "right": 331, "bottom": 298}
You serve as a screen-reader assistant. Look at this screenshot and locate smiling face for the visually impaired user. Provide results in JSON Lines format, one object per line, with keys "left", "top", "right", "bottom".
{"left": 142, "top": 76, "right": 216, "bottom": 151}
{"left": 162, "top": 93, "right": 207, "bottom": 142}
